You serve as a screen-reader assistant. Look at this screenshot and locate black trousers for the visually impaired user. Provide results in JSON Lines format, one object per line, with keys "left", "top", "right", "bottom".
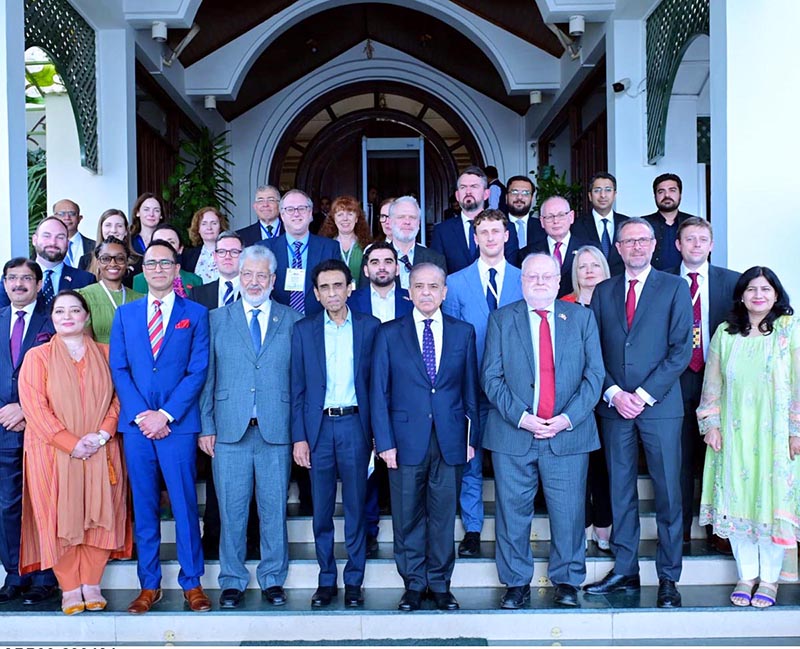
{"left": 679, "top": 368, "right": 705, "bottom": 536}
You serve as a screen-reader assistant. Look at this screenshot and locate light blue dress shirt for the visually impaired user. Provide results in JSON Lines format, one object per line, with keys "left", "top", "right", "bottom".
{"left": 323, "top": 308, "right": 357, "bottom": 408}
{"left": 286, "top": 232, "right": 310, "bottom": 269}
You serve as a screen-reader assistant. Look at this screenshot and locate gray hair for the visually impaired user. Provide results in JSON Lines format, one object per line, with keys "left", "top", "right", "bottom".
{"left": 254, "top": 185, "right": 280, "bottom": 197}
{"left": 239, "top": 244, "right": 277, "bottom": 274}
{"left": 279, "top": 189, "right": 313, "bottom": 212}
{"left": 540, "top": 195, "right": 571, "bottom": 215}
{"left": 388, "top": 195, "right": 420, "bottom": 220}
{"left": 409, "top": 261, "right": 446, "bottom": 286}
{"left": 521, "top": 252, "right": 560, "bottom": 276}
{"left": 616, "top": 216, "right": 655, "bottom": 242}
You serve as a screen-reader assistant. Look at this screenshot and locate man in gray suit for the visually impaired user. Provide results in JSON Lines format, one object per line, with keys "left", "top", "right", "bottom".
{"left": 482, "top": 253, "right": 604, "bottom": 609}
{"left": 199, "top": 245, "right": 302, "bottom": 609}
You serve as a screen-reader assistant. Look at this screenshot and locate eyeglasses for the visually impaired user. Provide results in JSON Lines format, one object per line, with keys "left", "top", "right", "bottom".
{"left": 540, "top": 212, "right": 571, "bottom": 222}
{"left": 98, "top": 254, "right": 128, "bottom": 265}
{"left": 214, "top": 248, "right": 242, "bottom": 258}
{"left": 5, "top": 274, "right": 36, "bottom": 283}
{"left": 241, "top": 271, "right": 271, "bottom": 282}
{"left": 618, "top": 237, "right": 654, "bottom": 248}
{"left": 282, "top": 205, "right": 312, "bottom": 216}
{"left": 54, "top": 210, "right": 78, "bottom": 218}
{"left": 379, "top": 214, "right": 390, "bottom": 222}
{"left": 523, "top": 273, "right": 559, "bottom": 283}
{"left": 591, "top": 186, "right": 615, "bottom": 194}
{"left": 255, "top": 197, "right": 279, "bottom": 204}
{"left": 508, "top": 189, "right": 532, "bottom": 196}
{"left": 142, "top": 259, "right": 177, "bottom": 270}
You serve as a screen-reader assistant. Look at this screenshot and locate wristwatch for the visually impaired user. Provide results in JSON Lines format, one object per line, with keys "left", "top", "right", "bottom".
{"left": 97, "top": 433, "right": 108, "bottom": 447}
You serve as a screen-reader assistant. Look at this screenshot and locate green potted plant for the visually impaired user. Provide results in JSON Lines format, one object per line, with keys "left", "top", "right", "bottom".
{"left": 532, "top": 164, "right": 583, "bottom": 211}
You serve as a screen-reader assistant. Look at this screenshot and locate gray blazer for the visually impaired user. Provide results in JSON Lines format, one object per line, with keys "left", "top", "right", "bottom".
{"left": 481, "top": 299, "right": 604, "bottom": 456}
{"left": 200, "top": 299, "right": 302, "bottom": 444}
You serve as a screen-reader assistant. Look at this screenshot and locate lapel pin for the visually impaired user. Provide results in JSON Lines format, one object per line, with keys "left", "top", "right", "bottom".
{"left": 558, "top": 313, "right": 567, "bottom": 320}
{"left": 273, "top": 316, "right": 278, "bottom": 322}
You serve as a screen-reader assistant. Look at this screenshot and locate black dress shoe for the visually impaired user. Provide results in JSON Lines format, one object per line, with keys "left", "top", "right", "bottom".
{"left": 344, "top": 585, "right": 364, "bottom": 608}
{"left": 500, "top": 584, "right": 531, "bottom": 609}
{"left": 431, "top": 590, "right": 460, "bottom": 610}
{"left": 22, "top": 585, "right": 57, "bottom": 605}
{"left": 0, "top": 584, "right": 25, "bottom": 604}
{"left": 311, "top": 585, "right": 338, "bottom": 607}
{"left": 656, "top": 578, "right": 682, "bottom": 608}
{"left": 458, "top": 531, "right": 481, "bottom": 558}
{"left": 366, "top": 535, "right": 379, "bottom": 559}
{"left": 262, "top": 585, "right": 287, "bottom": 606}
{"left": 584, "top": 571, "right": 641, "bottom": 595}
{"left": 219, "top": 588, "right": 244, "bottom": 609}
{"left": 398, "top": 589, "right": 424, "bottom": 611}
{"left": 553, "top": 583, "right": 579, "bottom": 607}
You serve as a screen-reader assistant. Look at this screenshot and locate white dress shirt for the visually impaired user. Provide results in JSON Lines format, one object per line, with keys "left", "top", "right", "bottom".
{"left": 370, "top": 286, "right": 396, "bottom": 323}
{"left": 412, "top": 307, "right": 443, "bottom": 372}
{"left": 547, "top": 231, "right": 571, "bottom": 261}
{"left": 217, "top": 276, "right": 241, "bottom": 308}
{"left": 680, "top": 260, "right": 710, "bottom": 360}
{"left": 477, "top": 258, "right": 507, "bottom": 303}
{"left": 592, "top": 210, "right": 615, "bottom": 244}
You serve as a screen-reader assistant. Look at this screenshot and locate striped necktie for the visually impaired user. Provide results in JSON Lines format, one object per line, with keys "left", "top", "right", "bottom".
{"left": 289, "top": 241, "right": 305, "bottom": 313}
{"left": 222, "top": 280, "right": 234, "bottom": 306}
{"left": 149, "top": 300, "right": 164, "bottom": 356}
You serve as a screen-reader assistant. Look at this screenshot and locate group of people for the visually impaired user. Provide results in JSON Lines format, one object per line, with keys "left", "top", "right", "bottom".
{"left": 0, "top": 164, "right": 796, "bottom": 618}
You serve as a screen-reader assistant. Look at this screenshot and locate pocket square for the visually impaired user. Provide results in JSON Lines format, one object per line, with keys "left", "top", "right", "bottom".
{"left": 35, "top": 332, "right": 52, "bottom": 342}
{"left": 175, "top": 319, "right": 191, "bottom": 329}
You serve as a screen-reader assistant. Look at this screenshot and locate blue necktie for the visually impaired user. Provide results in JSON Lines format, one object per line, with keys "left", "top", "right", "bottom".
{"left": 65, "top": 240, "right": 74, "bottom": 267}
{"left": 41, "top": 270, "right": 55, "bottom": 306}
{"left": 515, "top": 218, "right": 526, "bottom": 249}
{"left": 600, "top": 218, "right": 611, "bottom": 258}
{"left": 422, "top": 319, "right": 436, "bottom": 384}
{"left": 222, "top": 280, "right": 234, "bottom": 306}
{"left": 468, "top": 221, "right": 477, "bottom": 259}
{"left": 249, "top": 308, "right": 262, "bottom": 353}
{"left": 289, "top": 241, "right": 304, "bottom": 313}
{"left": 487, "top": 268, "right": 498, "bottom": 311}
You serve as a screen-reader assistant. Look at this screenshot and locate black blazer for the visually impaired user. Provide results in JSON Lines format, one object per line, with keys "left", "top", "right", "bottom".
{"left": 571, "top": 212, "right": 629, "bottom": 276}
{"left": 666, "top": 264, "right": 740, "bottom": 340}
{"left": 181, "top": 246, "right": 204, "bottom": 274}
{"left": 518, "top": 233, "right": 588, "bottom": 298}
{"left": 191, "top": 279, "right": 222, "bottom": 310}
{"left": 430, "top": 216, "right": 519, "bottom": 274}
{"left": 643, "top": 210, "right": 695, "bottom": 270}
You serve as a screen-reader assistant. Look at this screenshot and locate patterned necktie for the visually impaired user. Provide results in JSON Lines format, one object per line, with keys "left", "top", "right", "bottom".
{"left": 553, "top": 241, "right": 563, "bottom": 267}
{"left": 173, "top": 276, "right": 187, "bottom": 298}
{"left": 223, "top": 280, "right": 234, "bottom": 306}
{"left": 468, "top": 221, "right": 477, "bottom": 259}
{"left": 148, "top": 300, "right": 164, "bottom": 356}
{"left": 41, "top": 270, "right": 55, "bottom": 306}
{"left": 688, "top": 272, "right": 704, "bottom": 371}
{"left": 626, "top": 279, "right": 639, "bottom": 329}
{"left": 249, "top": 308, "right": 262, "bottom": 353}
{"left": 10, "top": 310, "right": 25, "bottom": 367}
{"left": 600, "top": 218, "right": 611, "bottom": 258}
{"left": 534, "top": 309, "right": 555, "bottom": 419}
{"left": 399, "top": 255, "right": 413, "bottom": 273}
{"left": 289, "top": 241, "right": 304, "bottom": 313}
{"left": 515, "top": 218, "right": 526, "bottom": 249}
{"left": 422, "top": 318, "right": 437, "bottom": 384}
{"left": 486, "top": 268, "right": 498, "bottom": 311}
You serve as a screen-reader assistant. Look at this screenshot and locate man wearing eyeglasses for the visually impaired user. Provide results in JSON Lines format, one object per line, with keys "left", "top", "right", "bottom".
{"left": 257, "top": 189, "right": 340, "bottom": 317}
{"left": 190, "top": 232, "right": 244, "bottom": 310}
{"left": 585, "top": 217, "right": 692, "bottom": 609}
{"left": 517, "top": 196, "right": 588, "bottom": 298}
{"left": 52, "top": 199, "right": 95, "bottom": 268}
{"left": 237, "top": 185, "right": 283, "bottom": 247}
{"left": 504, "top": 176, "right": 546, "bottom": 252}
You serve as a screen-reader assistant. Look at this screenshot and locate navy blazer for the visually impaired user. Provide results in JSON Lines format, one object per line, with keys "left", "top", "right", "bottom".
{"left": 0, "top": 305, "right": 54, "bottom": 450}
{"left": 258, "top": 233, "right": 341, "bottom": 316}
{"left": 370, "top": 311, "right": 480, "bottom": 466}
{"left": 347, "top": 286, "right": 413, "bottom": 320}
{"left": 237, "top": 220, "right": 283, "bottom": 247}
{"left": 519, "top": 233, "right": 588, "bottom": 298}
{"left": 110, "top": 295, "right": 210, "bottom": 434}
{"left": 430, "top": 216, "right": 520, "bottom": 274}
{"left": 290, "top": 309, "right": 380, "bottom": 451}
{"left": 666, "top": 264, "right": 740, "bottom": 341}
{"left": 570, "top": 211, "right": 629, "bottom": 276}
{"left": 590, "top": 269, "right": 693, "bottom": 420}
{"left": 0, "top": 265, "right": 96, "bottom": 309}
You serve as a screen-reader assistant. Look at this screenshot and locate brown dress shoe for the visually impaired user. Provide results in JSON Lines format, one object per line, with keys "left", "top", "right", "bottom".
{"left": 127, "top": 589, "right": 163, "bottom": 615}
{"left": 184, "top": 586, "right": 212, "bottom": 612}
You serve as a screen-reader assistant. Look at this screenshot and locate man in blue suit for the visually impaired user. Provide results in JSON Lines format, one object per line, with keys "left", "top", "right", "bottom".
{"left": 258, "top": 189, "right": 340, "bottom": 317}
{"left": 292, "top": 259, "right": 380, "bottom": 609}
{"left": 430, "top": 166, "right": 519, "bottom": 273}
{"left": 371, "top": 263, "right": 480, "bottom": 612}
{"left": 442, "top": 209, "right": 523, "bottom": 559}
{"left": 0, "top": 258, "right": 57, "bottom": 605}
{"left": 0, "top": 217, "right": 95, "bottom": 309}
{"left": 110, "top": 240, "right": 211, "bottom": 615}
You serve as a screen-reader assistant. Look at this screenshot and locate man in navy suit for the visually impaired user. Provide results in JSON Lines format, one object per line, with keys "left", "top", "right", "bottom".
{"left": 504, "top": 175, "right": 545, "bottom": 251}
{"left": 110, "top": 240, "right": 211, "bottom": 615}
{"left": 442, "top": 209, "right": 523, "bottom": 559}
{"left": 668, "top": 217, "right": 739, "bottom": 552}
{"left": 570, "top": 173, "right": 629, "bottom": 276}
{"left": 53, "top": 199, "right": 95, "bottom": 267}
{"left": 292, "top": 259, "right": 380, "bottom": 609}
{"left": 258, "top": 189, "right": 340, "bottom": 317}
{"left": 431, "top": 166, "right": 518, "bottom": 274}
{"left": 237, "top": 185, "right": 283, "bottom": 247}
{"left": 0, "top": 217, "right": 95, "bottom": 309}
{"left": 0, "top": 258, "right": 57, "bottom": 605}
{"left": 371, "top": 263, "right": 480, "bottom": 612}
{"left": 642, "top": 173, "right": 696, "bottom": 270}
{"left": 584, "top": 217, "right": 692, "bottom": 608}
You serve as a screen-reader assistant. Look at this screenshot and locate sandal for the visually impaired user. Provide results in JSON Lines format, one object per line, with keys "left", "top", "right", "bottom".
{"left": 61, "top": 587, "right": 85, "bottom": 616}
{"left": 751, "top": 582, "right": 778, "bottom": 608}
{"left": 730, "top": 579, "right": 757, "bottom": 607}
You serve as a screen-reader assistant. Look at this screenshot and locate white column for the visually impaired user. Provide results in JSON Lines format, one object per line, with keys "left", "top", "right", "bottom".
{"left": 710, "top": 0, "right": 800, "bottom": 296}
{"left": 0, "top": 0, "right": 29, "bottom": 260}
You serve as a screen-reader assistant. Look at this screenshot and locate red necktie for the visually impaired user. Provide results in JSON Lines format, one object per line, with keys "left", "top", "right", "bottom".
{"left": 534, "top": 309, "right": 555, "bottom": 419}
{"left": 553, "top": 241, "right": 563, "bottom": 267}
{"left": 626, "top": 279, "right": 638, "bottom": 329}
{"left": 688, "top": 272, "right": 704, "bottom": 371}
{"left": 148, "top": 300, "right": 164, "bottom": 356}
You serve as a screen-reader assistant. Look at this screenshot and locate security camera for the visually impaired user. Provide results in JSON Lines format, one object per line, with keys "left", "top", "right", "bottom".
{"left": 151, "top": 21, "right": 167, "bottom": 43}
{"left": 569, "top": 15, "right": 585, "bottom": 37}
{"left": 612, "top": 78, "right": 631, "bottom": 93}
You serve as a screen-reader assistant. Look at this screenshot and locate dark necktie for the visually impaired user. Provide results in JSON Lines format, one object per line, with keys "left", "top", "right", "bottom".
{"left": 688, "top": 272, "right": 704, "bottom": 371}
{"left": 10, "top": 310, "right": 25, "bottom": 367}
{"left": 468, "top": 221, "right": 477, "bottom": 260}
{"left": 553, "top": 241, "right": 563, "bottom": 267}
{"left": 289, "top": 241, "right": 304, "bottom": 313}
{"left": 486, "top": 268, "right": 498, "bottom": 311}
{"left": 266, "top": 224, "right": 274, "bottom": 238}
{"left": 222, "top": 280, "right": 234, "bottom": 306}
{"left": 626, "top": 279, "right": 639, "bottom": 329}
{"left": 399, "top": 255, "right": 413, "bottom": 273}
{"left": 600, "top": 218, "right": 611, "bottom": 258}
{"left": 534, "top": 309, "right": 555, "bottom": 419}
{"left": 41, "top": 270, "right": 54, "bottom": 306}
{"left": 422, "top": 319, "right": 436, "bottom": 384}
{"left": 148, "top": 300, "right": 164, "bottom": 356}
{"left": 250, "top": 308, "right": 262, "bottom": 353}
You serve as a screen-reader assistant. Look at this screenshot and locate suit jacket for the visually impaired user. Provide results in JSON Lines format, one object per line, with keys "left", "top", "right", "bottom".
{"left": 481, "top": 299, "right": 603, "bottom": 456}
{"left": 190, "top": 279, "right": 241, "bottom": 311}
{"left": 402, "top": 244, "right": 448, "bottom": 274}
{"left": 508, "top": 215, "right": 547, "bottom": 251}
{"left": 370, "top": 311, "right": 480, "bottom": 466}
{"left": 237, "top": 220, "right": 283, "bottom": 247}
{"left": 181, "top": 246, "right": 203, "bottom": 274}
{"left": 570, "top": 211, "right": 629, "bottom": 276}
{"left": 347, "top": 286, "right": 413, "bottom": 320}
{"left": 430, "top": 217, "right": 520, "bottom": 274}
{"left": 109, "top": 294, "right": 210, "bottom": 434}
{"left": 259, "top": 233, "right": 341, "bottom": 316}
{"left": 590, "top": 269, "right": 693, "bottom": 420}
{"left": 69, "top": 233, "right": 95, "bottom": 264}
{"left": 0, "top": 305, "right": 54, "bottom": 449}
{"left": 643, "top": 210, "right": 695, "bottom": 270}
{"left": 0, "top": 265, "right": 96, "bottom": 309}
{"left": 519, "top": 233, "right": 588, "bottom": 298}
{"left": 291, "top": 310, "right": 379, "bottom": 451}
{"left": 666, "top": 264, "right": 740, "bottom": 341}
{"left": 442, "top": 261, "right": 523, "bottom": 361}
{"left": 200, "top": 299, "right": 301, "bottom": 445}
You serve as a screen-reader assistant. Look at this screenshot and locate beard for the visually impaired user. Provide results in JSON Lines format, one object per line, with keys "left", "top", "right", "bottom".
{"left": 507, "top": 202, "right": 531, "bottom": 217}
{"left": 656, "top": 197, "right": 680, "bottom": 212}
{"left": 36, "top": 246, "right": 66, "bottom": 263}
